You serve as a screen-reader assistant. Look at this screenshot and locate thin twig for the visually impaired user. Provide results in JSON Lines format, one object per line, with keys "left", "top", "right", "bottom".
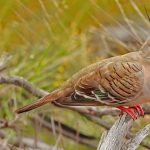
{"left": 31, "top": 114, "right": 97, "bottom": 148}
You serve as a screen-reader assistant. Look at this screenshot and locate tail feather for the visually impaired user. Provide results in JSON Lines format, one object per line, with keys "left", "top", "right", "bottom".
{"left": 15, "top": 86, "right": 104, "bottom": 114}
{"left": 16, "top": 96, "right": 50, "bottom": 113}
{"left": 15, "top": 89, "right": 67, "bottom": 114}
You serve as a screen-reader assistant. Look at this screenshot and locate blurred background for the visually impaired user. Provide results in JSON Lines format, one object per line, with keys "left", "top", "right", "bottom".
{"left": 0, "top": 0, "right": 150, "bottom": 149}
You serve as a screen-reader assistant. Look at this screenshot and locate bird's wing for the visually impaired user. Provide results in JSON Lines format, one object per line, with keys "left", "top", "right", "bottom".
{"left": 57, "top": 61, "right": 144, "bottom": 106}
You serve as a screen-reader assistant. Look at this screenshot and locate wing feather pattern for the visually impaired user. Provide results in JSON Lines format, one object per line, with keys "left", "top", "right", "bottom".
{"left": 58, "top": 61, "right": 144, "bottom": 106}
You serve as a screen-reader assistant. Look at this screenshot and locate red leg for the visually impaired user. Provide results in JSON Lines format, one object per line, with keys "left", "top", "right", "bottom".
{"left": 130, "top": 104, "right": 144, "bottom": 117}
{"left": 135, "top": 104, "right": 144, "bottom": 117}
{"left": 117, "top": 104, "right": 144, "bottom": 120}
{"left": 130, "top": 106, "right": 140, "bottom": 116}
{"left": 117, "top": 106, "right": 137, "bottom": 120}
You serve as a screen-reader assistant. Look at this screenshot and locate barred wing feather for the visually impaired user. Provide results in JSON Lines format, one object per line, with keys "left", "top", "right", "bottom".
{"left": 58, "top": 61, "right": 144, "bottom": 106}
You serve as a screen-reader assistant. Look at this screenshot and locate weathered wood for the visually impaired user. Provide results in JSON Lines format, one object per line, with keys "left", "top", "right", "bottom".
{"left": 97, "top": 113, "right": 133, "bottom": 150}
{"left": 121, "top": 124, "right": 150, "bottom": 150}
{"left": 97, "top": 113, "right": 150, "bottom": 150}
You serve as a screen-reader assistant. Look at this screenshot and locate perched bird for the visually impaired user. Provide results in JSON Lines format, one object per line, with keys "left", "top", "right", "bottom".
{"left": 16, "top": 38, "right": 150, "bottom": 120}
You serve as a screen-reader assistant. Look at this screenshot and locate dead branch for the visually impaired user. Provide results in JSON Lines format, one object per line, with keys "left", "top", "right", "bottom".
{"left": 121, "top": 124, "right": 150, "bottom": 150}
{"left": 97, "top": 113, "right": 150, "bottom": 150}
{"left": 97, "top": 113, "right": 133, "bottom": 150}
{"left": 0, "top": 129, "right": 63, "bottom": 150}
{"left": 0, "top": 75, "right": 47, "bottom": 98}
{"left": 14, "top": 136, "right": 63, "bottom": 150}
{"left": 31, "top": 114, "right": 97, "bottom": 149}
{"left": 0, "top": 114, "right": 97, "bottom": 149}
{"left": 85, "top": 114, "right": 150, "bottom": 149}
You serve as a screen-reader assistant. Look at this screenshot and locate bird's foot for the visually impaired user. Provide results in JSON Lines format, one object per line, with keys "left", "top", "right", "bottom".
{"left": 116, "top": 104, "right": 144, "bottom": 120}
{"left": 131, "top": 104, "right": 144, "bottom": 117}
{"left": 117, "top": 106, "right": 137, "bottom": 120}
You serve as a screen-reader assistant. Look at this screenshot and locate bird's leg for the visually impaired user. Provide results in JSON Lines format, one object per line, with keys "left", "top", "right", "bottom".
{"left": 117, "top": 104, "right": 144, "bottom": 120}
{"left": 116, "top": 106, "right": 137, "bottom": 120}
{"left": 130, "top": 104, "right": 144, "bottom": 117}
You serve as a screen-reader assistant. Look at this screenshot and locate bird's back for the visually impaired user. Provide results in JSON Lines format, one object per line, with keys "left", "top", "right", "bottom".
{"left": 62, "top": 51, "right": 140, "bottom": 88}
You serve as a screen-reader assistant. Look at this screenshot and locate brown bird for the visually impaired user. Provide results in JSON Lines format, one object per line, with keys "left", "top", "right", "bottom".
{"left": 16, "top": 38, "right": 150, "bottom": 120}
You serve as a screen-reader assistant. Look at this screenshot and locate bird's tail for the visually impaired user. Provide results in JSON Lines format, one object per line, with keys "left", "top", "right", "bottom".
{"left": 15, "top": 88, "right": 71, "bottom": 114}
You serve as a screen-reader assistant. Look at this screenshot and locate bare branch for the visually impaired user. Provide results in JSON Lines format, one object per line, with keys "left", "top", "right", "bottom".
{"left": 85, "top": 114, "right": 150, "bottom": 149}
{"left": 97, "top": 113, "right": 133, "bottom": 150}
{"left": 0, "top": 130, "right": 64, "bottom": 150}
{"left": 97, "top": 113, "right": 150, "bottom": 150}
{"left": 121, "top": 124, "right": 150, "bottom": 150}
{"left": 0, "top": 75, "right": 47, "bottom": 98}
{"left": 31, "top": 114, "right": 97, "bottom": 149}
{"left": 0, "top": 114, "right": 97, "bottom": 149}
{"left": 14, "top": 136, "right": 63, "bottom": 150}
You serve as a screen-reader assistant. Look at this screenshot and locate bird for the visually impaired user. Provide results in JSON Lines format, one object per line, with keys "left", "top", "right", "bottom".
{"left": 15, "top": 38, "right": 150, "bottom": 120}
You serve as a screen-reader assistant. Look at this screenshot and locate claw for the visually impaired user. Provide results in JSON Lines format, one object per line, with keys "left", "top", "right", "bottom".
{"left": 131, "top": 106, "right": 140, "bottom": 115}
{"left": 131, "top": 104, "right": 144, "bottom": 117}
{"left": 117, "top": 106, "right": 137, "bottom": 120}
{"left": 117, "top": 104, "right": 144, "bottom": 120}
{"left": 136, "top": 104, "right": 144, "bottom": 117}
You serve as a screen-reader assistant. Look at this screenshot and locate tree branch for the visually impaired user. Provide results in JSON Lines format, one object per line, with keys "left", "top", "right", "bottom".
{"left": 31, "top": 114, "right": 97, "bottom": 148}
{"left": 121, "top": 124, "right": 150, "bottom": 150}
{"left": 0, "top": 75, "right": 47, "bottom": 98}
{"left": 14, "top": 136, "right": 64, "bottom": 150}
{"left": 97, "top": 113, "right": 133, "bottom": 150}
{"left": 97, "top": 113, "right": 150, "bottom": 150}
